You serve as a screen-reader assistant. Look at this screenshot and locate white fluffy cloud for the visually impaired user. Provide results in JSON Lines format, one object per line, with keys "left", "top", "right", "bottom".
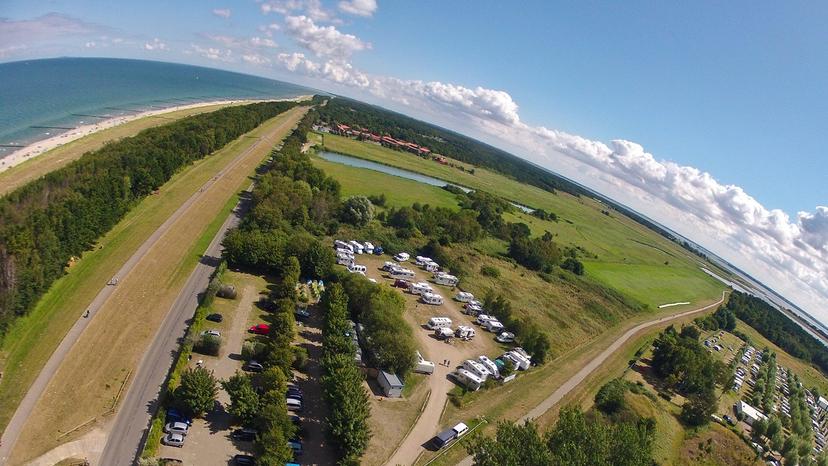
{"left": 283, "top": 15, "right": 369, "bottom": 59}
{"left": 212, "top": 8, "right": 231, "bottom": 19}
{"left": 273, "top": 54, "right": 828, "bottom": 318}
{"left": 187, "top": 44, "right": 232, "bottom": 61}
{"left": 261, "top": 0, "right": 336, "bottom": 23}
{"left": 143, "top": 38, "right": 167, "bottom": 51}
{"left": 338, "top": 0, "right": 377, "bottom": 17}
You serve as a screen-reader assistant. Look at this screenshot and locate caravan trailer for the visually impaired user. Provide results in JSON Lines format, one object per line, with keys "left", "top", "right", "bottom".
{"left": 415, "top": 256, "right": 432, "bottom": 266}
{"left": 475, "top": 314, "right": 493, "bottom": 325}
{"left": 434, "top": 327, "right": 454, "bottom": 340}
{"left": 382, "top": 261, "right": 398, "bottom": 271}
{"left": 408, "top": 282, "right": 433, "bottom": 295}
{"left": 505, "top": 351, "right": 531, "bottom": 370}
{"left": 421, "top": 292, "right": 444, "bottom": 305}
{"left": 434, "top": 273, "right": 459, "bottom": 286}
{"left": 484, "top": 319, "right": 504, "bottom": 333}
{"left": 426, "top": 317, "right": 453, "bottom": 330}
{"left": 454, "top": 369, "right": 483, "bottom": 391}
{"left": 462, "top": 359, "right": 491, "bottom": 380}
{"left": 415, "top": 351, "right": 435, "bottom": 374}
{"left": 454, "top": 292, "right": 474, "bottom": 303}
{"left": 478, "top": 355, "right": 500, "bottom": 378}
{"left": 464, "top": 303, "right": 483, "bottom": 316}
{"left": 455, "top": 326, "right": 475, "bottom": 339}
{"left": 391, "top": 268, "right": 416, "bottom": 280}
{"left": 394, "top": 252, "right": 410, "bottom": 262}
{"left": 424, "top": 262, "right": 440, "bottom": 272}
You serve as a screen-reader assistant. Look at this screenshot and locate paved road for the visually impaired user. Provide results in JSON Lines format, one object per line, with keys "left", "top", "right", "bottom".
{"left": 0, "top": 108, "right": 303, "bottom": 465}
{"left": 452, "top": 291, "right": 727, "bottom": 466}
{"left": 99, "top": 110, "right": 305, "bottom": 466}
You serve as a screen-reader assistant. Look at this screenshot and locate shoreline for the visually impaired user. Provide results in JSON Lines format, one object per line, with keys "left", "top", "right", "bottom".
{"left": 0, "top": 95, "right": 311, "bottom": 174}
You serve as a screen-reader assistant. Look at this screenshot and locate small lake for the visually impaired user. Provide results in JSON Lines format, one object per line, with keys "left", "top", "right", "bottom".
{"left": 317, "top": 150, "right": 534, "bottom": 213}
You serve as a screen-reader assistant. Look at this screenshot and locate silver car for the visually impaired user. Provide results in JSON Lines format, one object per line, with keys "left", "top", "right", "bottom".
{"left": 162, "top": 432, "right": 185, "bottom": 448}
{"left": 164, "top": 421, "right": 189, "bottom": 436}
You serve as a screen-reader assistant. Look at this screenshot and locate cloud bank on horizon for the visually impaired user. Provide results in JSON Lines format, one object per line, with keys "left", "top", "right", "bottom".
{"left": 1, "top": 2, "right": 826, "bottom": 319}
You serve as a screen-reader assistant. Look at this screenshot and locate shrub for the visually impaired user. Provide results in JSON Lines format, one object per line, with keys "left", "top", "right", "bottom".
{"left": 242, "top": 341, "right": 267, "bottom": 361}
{"left": 217, "top": 284, "right": 237, "bottom": 299}
{"left": 193, "top": 334, "right": 221, "bottom": 356}
{"left": 595, "top": 379, "right": 627, "bottom": 414}
{"left": 292, "top": 346, "right": 309, "bottom": 370}
{"left": 480, "top": 265, "right": 501, "bottom": 278}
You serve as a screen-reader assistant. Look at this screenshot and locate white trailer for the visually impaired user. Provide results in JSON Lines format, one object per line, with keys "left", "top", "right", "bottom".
{"left": 363, "top": 241, "right": 374, "bottom": 254}
{"left": 408, "top": 281, "right": 433, "bottom": 295}
{"left": 434, "top": 327, "right": 454, "bottom": 340}
{"left": 505, "top": 351, "right": 531, "bottom": 370}
{"left": 427, "top": 317, "right": 453, "bottom": 330}
{"left": 424, "top": 262, "right": 440, "bottom": 272}
{"left": 475, "top": 314, "right": 493, "bottom": 325}
{"left": 348, "top": 240, "right": 364, "bottom": 254}
{"left": 454, "top": 291, "right": 474, "bottom": 303}
{"left": 382, "top": 261, "right": 398, "bottom": 271}
{"left": 484, "top": 319, "right": 504, "bottom": 333}
{"left": 464, "top": 303, "right": 483, "bottom": 316}
{"left": 391, "top": 268, "right": 416, "bottom": 280}
{"left": 434, "top": 273, "right": 459, "bottom": 286}
{"left": 337, "top": 255, "right": 354, "bottom": 266}
{"left": 462, "top": 359, "right": 491, "bottom": 380}
{"left": 454, "top": 369, "right": 483, "bottom": 391}
{"left": 415, "top": 351, "right": 435, "bottom": 375}
{"left": 455, "top": 326, "right": 475, "bottom": 339}
{"left": 415, "top": 256, "right": 432, "bottom": 266}
{"left": 421, "top": 292, "right": 445, "bottom": 305}
{"left": 478, "top": 355, "right": 500, "bottom": 378}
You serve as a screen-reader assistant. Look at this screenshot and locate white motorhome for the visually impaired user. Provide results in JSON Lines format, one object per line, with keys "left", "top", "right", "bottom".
{"left": 505, "top": 351, "right": 531, "bottom": 370}
{"left": 424, "top": 262, "right": 440, "bottom": 272}
{"left": 484, "top": 319, "right": 504, "bottom": 333}
{"left": 391, "top": 267, "right": 416, "bottom": 280}
{"left": 434, "top": 327, "right": 454, "bottom": 340}
{"left": 421, "top": 292, "right": 444, "bottom": 305}
{"left": 454, "top": 292, "right": 474, "bottom": 303}
{"left": 415, "top": 351, "right": 435, "bottom": 375}
{"left": 415, "top": 256, "right": 432, "bottom": 266}
{"left": 462, "top": 359, "right": 490, "bottom": 380}
{"left": 427, "top": 317, "right": 453, "bottom": 330}
{"left": 382, "top": 261, "right": 398, "bottom": 271}
{"left": 464, "top": 303, "right": 483, "bottom": 316}
{"left": 475, "top": 314, "right": 493, "bottom": 325}
{"left": 513, "top": 347, "right": 533, "bottom": 362}
{"left": 348, "top": 240, "right": 364, "bottom": 254}
{"left": 348, "top": 264, "right": 367, "bottom": 275}
{"left": 454, "top": 369, "right": 483, "bottom": 391}
{"left": 434, "top": 273, "right": 459, "bottom": 286}
{"left": 334, "top": 240, "right": 352, "bottom": 251}
{"left": 478, "top": 355, "right": 500, "bottom": 378}
{"left": 394, "top": 252, "right": 410, "bottom": 262}
{"left": 408, "top": 281, "right": 433, "bottom": 295}
{"left": 455, "top": 326, "right": 475, "bottom": 339}
{"left": 337, "top": 255, "right": 354, "bottom": 266}
{"left": 363, "top": 241, "right": 374, "bottom": 254}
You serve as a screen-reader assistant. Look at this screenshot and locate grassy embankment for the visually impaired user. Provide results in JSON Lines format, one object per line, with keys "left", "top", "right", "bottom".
{"left": 0, "top": 102, "right": 242, "bottom": 197}
{"left": 3, "top": 107, "right": 307, "bottom": 463}
{"left": 315, "top": 133, "right": 725, "bottom": 311}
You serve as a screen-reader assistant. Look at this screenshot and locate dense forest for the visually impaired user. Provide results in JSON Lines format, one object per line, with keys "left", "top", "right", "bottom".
{"left": 0, "top": 101, "right": 297, "bottom": 335}
{"left": 316, "top": 97, "right": 592, "bottom": 198}
{"left": 727, "top": 291, "right": 828, "bottom": 375}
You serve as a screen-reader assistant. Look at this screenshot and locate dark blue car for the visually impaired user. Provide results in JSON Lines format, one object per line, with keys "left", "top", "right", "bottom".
{"left": 165, "top": 408, "right": 192, "bottom": 426}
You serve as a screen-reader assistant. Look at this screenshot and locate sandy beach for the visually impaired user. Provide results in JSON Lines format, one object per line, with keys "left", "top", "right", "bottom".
{"left": 0, "top": 96, "right": 310, "bottom": 174}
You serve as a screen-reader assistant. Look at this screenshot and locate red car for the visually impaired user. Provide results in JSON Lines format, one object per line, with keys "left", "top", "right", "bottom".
{"left": 248, "top": 323, "right": 270, "bottom": 335}
{"left": 394, "top": 279, "right": 409, "bottom": 288}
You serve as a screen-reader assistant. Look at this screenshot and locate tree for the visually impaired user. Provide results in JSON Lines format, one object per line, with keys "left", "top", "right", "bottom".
{"left": 339, "top": 196, "right": 375, "bottom": 226}
{"left": 561, "top": 257, "right": 584, "bottom": 275}
{"left": 174, "top": 366, "right": 218, "bottom": 417}
{"left": 752, "top": 418, "right": 767, "bottom": 439}
{"left": 257, "top": 423, "right": 294, "bottom": 466}
{"left": 272, "top": 256, "right": 301, "bottom": 300}
{"left": 595, "top": 379, "right": 627, "bottom": 414}
{"left": 221, "top": 372, "right": 261, "bottom": 424}
{"left": 680, "top": 390, "right": 716, "bottom": 426}
{"left": 466, "top": 421, "right": 551, "bottom": 466}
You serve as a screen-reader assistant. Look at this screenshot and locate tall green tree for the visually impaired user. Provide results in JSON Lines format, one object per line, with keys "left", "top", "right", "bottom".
{"left": 175, "top": 366, "right": 218, "bottom": 417}
{"left": 221, "top": 372, "right": 261, "bottom": 424}
{"left": 466, "top": 421, "right": 551, "bottom": 466}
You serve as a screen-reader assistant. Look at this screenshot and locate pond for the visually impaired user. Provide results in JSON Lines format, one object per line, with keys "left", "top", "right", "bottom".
{"left": 317, "top": 150, "right": 534, "bottom": 213}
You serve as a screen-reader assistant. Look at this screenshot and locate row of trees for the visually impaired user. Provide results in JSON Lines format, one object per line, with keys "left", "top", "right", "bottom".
{"left": 726, "top": 291, "right": 828, "bottom": 375}
{"left": 0, "top": 101, "right": 297, "bottom": 335}
{"left": 750, "top": 350, "right": 777, "bottom": 413}
{"left": 319, "top": 284, "right": 371, "bottom": 463}
{"left": 650, "top": 325, "right": 726, "bottom": 426}
{"left": 466, "top": 407, "right": 655, "bottom": 465}
{"left": 694, "top": 306, "right": 737, "bottom": 332}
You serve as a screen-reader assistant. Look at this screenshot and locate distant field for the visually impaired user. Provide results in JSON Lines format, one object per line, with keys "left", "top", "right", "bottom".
{"left": 310, "top": 155, "right": 461, "bottom": 210}
{"left": 0, "top": 102, "right": 241, "bottom": 197}
{"left": 3, "top": 107, "right": 307, "bottom": 463}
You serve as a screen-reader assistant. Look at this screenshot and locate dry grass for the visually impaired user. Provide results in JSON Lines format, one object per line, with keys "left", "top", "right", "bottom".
{"left": 9, "top": 107, "right": 308, "bottom": 463}
{"left": 0, "top": 103, "right": 241, "bottom": 197}
{"left": 678, "top": 423, "right": 762, "bottom": 466}
{"left": 362, "top": 374, "right": 430, "bottom": 466}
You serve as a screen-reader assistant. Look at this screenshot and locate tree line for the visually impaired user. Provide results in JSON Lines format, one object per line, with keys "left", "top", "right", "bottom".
{"left": 0, "top": 101, "right": 297, "bottom": 335}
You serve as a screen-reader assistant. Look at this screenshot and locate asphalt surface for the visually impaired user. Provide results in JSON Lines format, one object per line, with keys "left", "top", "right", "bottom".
{"left": 0, "top": 109, "right": 302, "bottom": 465}
{"left": 453, "top": 291, "right": 728, "bottom": 466}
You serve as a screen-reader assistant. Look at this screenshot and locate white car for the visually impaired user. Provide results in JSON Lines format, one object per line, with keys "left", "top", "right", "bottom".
{"left": 201, "top": 329, "right": 220, "bottom": 337}
{"left": 496, "top": 332, "right": 515, "bottom": 343}
{"left": 164, "top": 421, "right": 189, "bottom": 436}
{"left": 162, "top": 432, "right": 185, "bottom": 448}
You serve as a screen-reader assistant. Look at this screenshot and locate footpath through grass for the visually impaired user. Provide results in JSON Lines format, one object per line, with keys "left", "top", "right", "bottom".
{"left": 0, "top": 102, "right": 241, "bottom": 197}
{"left": 0, "top": 108, "right": 305, "bottom": 444}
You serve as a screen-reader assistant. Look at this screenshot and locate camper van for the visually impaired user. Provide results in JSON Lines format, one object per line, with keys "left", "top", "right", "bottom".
{"left": 421, "top": 292, "right": 444, "bottom": 305}
{"left": 513, "top": 347, "right": 533, "bottom": 362}
{"left": 394, "top": 252, "right": 410, "bottom": 262}
{"left": 478, "top": 355, "right": 500, "bottom": 378}
{"left": 337, "top": 255, "right": 354, "bottom": 266}
{"left": 454, "top": 369, "right": 483, "bottom": 391}
{"left": 415, "top": 256, "right": 432, "bottom": 266}
{"left": 505, "top": 350, "right": 531, "bottom": 370}
{"left": 484, "top": 319, "right": 504, "bottom": 333}
{"left": 454, "top": 292, "right": 474, "bottom": 303}
{"left": 363, "top": 241, "right": 374, "bottom": 254}
{"left": 415, "top": 351, "right": 435, "bottom": 374}
{"left": 347, "top": 264, "right": 367, "bottom": 275}
{"left": 334, "top": 240, "right": 352, "bottom": 252}
{"left": 475, "top": 314, "right": 493, "bottom": 325}
{"left": 426, "top": 317, "right": 453, "bottom": 330}
{"left": 464, "top": 303, "right": 483, "bottom": 316}
{"left": 382, "top": 261, "right": 398, "bottom": 271}
{"left": 348, "top": 241, "right": 364, "bottom": 254}
{"left": 455, "top": 326, "right": 475, "bottom": 339}
{"left": 391, "top": 268, "right": 416, "bottom": 280}
{"left": 462, "top": 359, "right": 491, "bottom": 380}
{"left": 434, "top": 273, "right": 459, "bottom": 286}
{"left": 434, "top": 327, "right": 454, "bottom": 340}
{"left": 408, "top": 281, "right": 433, "bottom": 295}
{"left": 336, "top": 246, "right": 354, "bottom": 257}
{"left": 424, "top": 262, "right": 440, "bottom": 272}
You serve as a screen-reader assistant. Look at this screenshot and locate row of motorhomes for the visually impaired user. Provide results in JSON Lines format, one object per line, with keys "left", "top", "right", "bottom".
{"left": 334, "top": 239, "right": 383, "bottom": 256}
{"left": 453, "top": 349, "right": 533, "bottom": 391}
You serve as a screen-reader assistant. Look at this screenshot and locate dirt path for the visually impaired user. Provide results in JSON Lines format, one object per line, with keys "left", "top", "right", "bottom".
{"left": 453, "top": 291, "right": 728, "bottom": 466}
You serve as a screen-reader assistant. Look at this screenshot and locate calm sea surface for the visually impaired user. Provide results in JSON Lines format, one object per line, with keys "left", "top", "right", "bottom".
{"left": 0, "top": 57, "right": 315, "bottom": 157}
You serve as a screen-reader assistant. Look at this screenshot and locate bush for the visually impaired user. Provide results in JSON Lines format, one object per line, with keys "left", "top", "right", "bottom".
{"left": 480, "top": 265, "right": 500, "bottom": 278}
{"left": 242, "top": 341, "right": 267, "bottom": 361}
{"left": 217, "top": 284, "right": 237, "bottom": 299}
{"left": 340, "top": 196, "right": 375, "bottom": 226}
{"left": 595, "top": 379, "right": 627, "bottom": 414}
{"left": 193, "top": 334, "right": 221, "bottom": 356}
{"left": 292, "top": 346, "right": 309, "bottom": 371}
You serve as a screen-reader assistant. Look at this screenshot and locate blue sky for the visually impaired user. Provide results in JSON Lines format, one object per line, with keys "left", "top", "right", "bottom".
{"left": 2, "top": 0, "right": 828, "bottom": 318}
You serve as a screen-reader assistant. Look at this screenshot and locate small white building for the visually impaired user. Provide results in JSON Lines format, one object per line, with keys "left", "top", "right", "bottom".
{"left": 735, "top": 401, "right": 768, "bottom": 426}
{"left": 377, "top": 370, "right": 404, "bottom": 398}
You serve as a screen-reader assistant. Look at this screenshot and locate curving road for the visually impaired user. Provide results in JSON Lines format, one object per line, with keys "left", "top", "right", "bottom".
{"left": 0, "top": 107, "right": 306, "bottom": 465}
{"left": 451, "top": 291, "right": 727, "bottom": 466}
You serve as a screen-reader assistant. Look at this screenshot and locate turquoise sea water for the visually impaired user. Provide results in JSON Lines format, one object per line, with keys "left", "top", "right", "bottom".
{"left": 0, "top": 57, "right": 315, "bottom": 158}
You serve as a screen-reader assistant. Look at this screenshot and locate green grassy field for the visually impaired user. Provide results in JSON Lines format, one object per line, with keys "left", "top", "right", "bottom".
{"left": 310, "top": 155, "right": 461, "bottom": 210}
{"left": 316, "top": 133, "right": 725, "bottom": 308}
{"left": 0, "top": 110, "right": 301, "bottom": 433}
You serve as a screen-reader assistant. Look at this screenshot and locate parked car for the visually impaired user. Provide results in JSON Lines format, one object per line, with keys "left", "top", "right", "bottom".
{"left": 162, "top": 433, "right": 185, "bottom": 448}
{"left": 243, "top": 360, "right": 264, "bottom": 372}
{"left": 231, "top": 428, "right": 258, "bottom": 441}
{"left": 165, "top": 408, "right": 192, "bottom": 426}
{"left": 394, "top": 278, "right": 410, "bottom": 288}
{"left": 287, "top": 391, "right": 304, "bottom": 402}
{"left": 373, "top": 246, "right": 384, "bottom": 255}
{"left": 286, "top": 397, "right": 303, "bottom": 412}
{"left": 233, "top": 454, "right": 256, "bottom": 465}
{"left": 201, "top": 329, "right": 220, "bottom": 337}
{"left": 248, "top": 324, "right": 270, "bottom": 335}
{"left": 164, "top": 421, "right": 189, "bottom": 436}
{"left": 496, "top": 332, "right": 515, "bottom": 343}
{"left": 288, "top": 440, "right": 303, "bottom": 456}
{"left": 287, "top": 386, "right": 303, "bottom": 397}
{"left": 205, "top": 313, "right": 223, "bottom": 323}
{"left": 294, "top": 307, "right": 311, "bottom": 319}
{"left": 290, "top": 414, "right": 302, "bottom": 426}
{"left": 723, "top": 414, "right": 736, "bottom": 425}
